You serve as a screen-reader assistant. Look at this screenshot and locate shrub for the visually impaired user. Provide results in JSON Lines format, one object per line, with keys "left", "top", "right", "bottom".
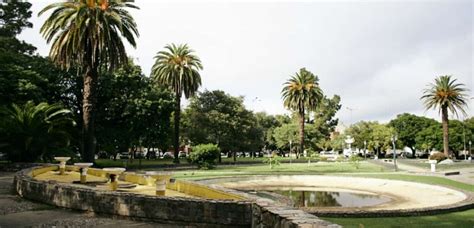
{"left": 263, "top": 152, "right": 281, "bottom": 169}
{"left": 429, "top": 152, "right": 447, "bottom": 163}
{"left": 188, "top": 144, "right": 220, "bottom": 169}
{"left": 349, "top": 155, "right": 363, "bottom": 169}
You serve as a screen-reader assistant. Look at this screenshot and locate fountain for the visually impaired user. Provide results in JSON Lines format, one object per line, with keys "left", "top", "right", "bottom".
{"left": 145, "top": 171, "right": 173, "bottom": 196}
{"left": 103, "top": 168, "right": 126, "bottom": 191}
{"left": 54, "top": 157, "right": 71, "bottom": 175}
{"left": 74, "top": 163, "right": 93, "bottom": 183}
{"left": 343, "top": 136, "right": 354, "bottom": 157}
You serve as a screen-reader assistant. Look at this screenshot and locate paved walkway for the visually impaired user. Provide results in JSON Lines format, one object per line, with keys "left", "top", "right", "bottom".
{"left": 370, "top": 159, "right": 474, "bottom": 185}
{"left": 0, "top": 172, "right": 180, "bottom": 228}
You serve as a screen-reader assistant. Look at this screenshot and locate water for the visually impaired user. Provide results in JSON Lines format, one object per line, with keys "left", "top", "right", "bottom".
{"left": 247, "top": 187, "right": 391, "bottom": 208}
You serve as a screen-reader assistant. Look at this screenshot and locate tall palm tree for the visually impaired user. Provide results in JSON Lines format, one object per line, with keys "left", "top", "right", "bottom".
{"left": 151, "top": 44, "right": 203, "bottom": 163}
{"left": 0, "top": 102, "right": 76, "bottom": 162}
{"left": 39, "top": 0, "right": 139, "bottom": 162}
{"left": 281, "top": 68, "right": 322, "bottom": 158}
{"left": 421, "top": 75, "right": 468, "bottom": 157}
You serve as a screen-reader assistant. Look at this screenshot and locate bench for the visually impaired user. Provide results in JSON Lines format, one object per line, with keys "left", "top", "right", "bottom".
{"left": 444, "top": 171, "right": 460, "bottom": 176}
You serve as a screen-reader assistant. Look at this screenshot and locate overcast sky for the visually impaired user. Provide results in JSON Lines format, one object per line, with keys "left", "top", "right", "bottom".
{"left": 19, "top": 0, "right": 473, "bottom": 125}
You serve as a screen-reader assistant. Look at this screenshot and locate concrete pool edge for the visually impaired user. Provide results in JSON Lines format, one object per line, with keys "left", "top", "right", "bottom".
{"left": 14, "top": 165, "right": 340, "bottom": 228}
{"left": 202, "top": 175, "right": 474, "bottom": 217}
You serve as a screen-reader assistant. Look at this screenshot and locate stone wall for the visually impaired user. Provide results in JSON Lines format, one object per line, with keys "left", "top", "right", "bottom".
{"left": 14, "top": 166, "right": 340, "bottom": 228}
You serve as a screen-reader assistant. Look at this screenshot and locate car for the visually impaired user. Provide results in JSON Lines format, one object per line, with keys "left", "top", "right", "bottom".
{"left": 178, "top": 151, "right": 187, "bottom": 158}
{"left": 162, "top": 152, "right": 174, "bottom": 159}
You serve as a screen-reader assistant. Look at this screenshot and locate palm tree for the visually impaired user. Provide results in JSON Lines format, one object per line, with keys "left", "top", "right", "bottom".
{"left": 151, "top": 44, "right": 203, "bottom": 163}
{"left": 0, "top": 102, "right": 76, "bottom": 162}
{"left": 39, "top": 0, "right": 139, "bottom": 162}
{"left": 281, "top": 68, "right": 322, "bottom": 158}
{"left": 421, "top": 75, "right": 468, "bottom": 157}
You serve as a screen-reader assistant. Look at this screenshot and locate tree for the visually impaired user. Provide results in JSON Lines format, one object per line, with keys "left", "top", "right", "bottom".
{"left": 421, "top": 76, "right": 469, "bottom": 156}
{"left": 151, "top": 44, "right": 203, "bottom": 163}
{"left": 0, "top": 102, "right": 76, "bottom": 162}
{"left": 182, "top": 90, "right": 263, "bottom": 162}
{"left": 388, "top": 113, "right": 439, "bottom": 155}
{"left": 0, "top": 0, "right": 32, "bottom": 37}
{"left": 39, "top": 0, "right": 140, "bottom": 162}
{"left": 281, "top": 68, "right": 323, "bottom": 158}
{"left": 95, "top": 61, "right": 175, "bottom": 158}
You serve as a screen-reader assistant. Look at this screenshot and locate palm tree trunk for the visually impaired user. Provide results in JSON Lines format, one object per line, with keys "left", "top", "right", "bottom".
{"left": 82, "top": 69, "right": 97, "bottom": 163}
{"left": 173, "top": 96, "right": 181, "bottom": 164}
{"left": 441, "top": 105, "right": 449, "bottom": 157}
{"left": 299, "top": 109, "right": 305, "bottom": 159}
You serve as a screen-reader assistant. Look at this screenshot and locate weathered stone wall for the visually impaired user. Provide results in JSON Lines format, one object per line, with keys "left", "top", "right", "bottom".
{"left": 14, "top": 166, "right": 340, "bottom": 228}
{"left": 14, "top": 167, "right": 251, "bottom": 227}
{"left": 252, "top": 200, "right": 340, "bottom": 228}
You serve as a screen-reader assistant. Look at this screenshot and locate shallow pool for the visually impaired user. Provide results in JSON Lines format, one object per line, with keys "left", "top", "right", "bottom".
{"left": 246, "top": 187, "right": 391, "bottom": 208}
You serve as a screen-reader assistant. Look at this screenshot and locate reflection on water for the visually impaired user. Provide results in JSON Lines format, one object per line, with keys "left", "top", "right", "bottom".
{"left": 248, "top": 188, "right": 391, "bottom": 208}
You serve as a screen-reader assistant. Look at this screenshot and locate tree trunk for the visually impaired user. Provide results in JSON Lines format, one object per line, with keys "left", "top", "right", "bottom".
{"left": 299, "top": 110, "right": 305, "bottom": 159}
{"left": 82, "top": 69, "right": 97, "bottom": 163}
{"left": 441, "top": 105, "right": 449, "bottom": 157}
{"left": 173, "top": 96, "right": 181, "bottom": 164}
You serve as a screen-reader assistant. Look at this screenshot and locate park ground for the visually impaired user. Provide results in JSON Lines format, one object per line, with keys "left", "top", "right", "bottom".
{"left": 0, "top": 159, "right": 473, "bottom": 227}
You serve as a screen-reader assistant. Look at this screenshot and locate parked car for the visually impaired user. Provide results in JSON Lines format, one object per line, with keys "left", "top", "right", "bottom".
{"left": 162, "top": 152, "right": 174, "bottom": 159}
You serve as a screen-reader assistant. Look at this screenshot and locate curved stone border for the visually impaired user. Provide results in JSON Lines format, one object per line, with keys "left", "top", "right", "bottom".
{"left": 14, "top": 166, "right": 340, "bottom": 228}
{"left": 202, "top": 175, "right": 474, "bottom": 218}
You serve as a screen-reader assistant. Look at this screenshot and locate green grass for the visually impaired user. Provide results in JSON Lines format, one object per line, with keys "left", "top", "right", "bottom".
{"left": 321, "top": 209, "right": 474, "bottom": 228}
{"left": 172, "top": 162, "right": 386, "bottom": 180}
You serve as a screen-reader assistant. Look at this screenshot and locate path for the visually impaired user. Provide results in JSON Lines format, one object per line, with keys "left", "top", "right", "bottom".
{"left": 369, "top": 159, "right": 474, "bottom": 185}
{"left": 0, "top": 172, "right": 180, "bottom": 228}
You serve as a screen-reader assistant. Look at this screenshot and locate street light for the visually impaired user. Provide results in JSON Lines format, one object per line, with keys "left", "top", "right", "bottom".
{"left": 364, "top": 140, "right": 367, "bottom": 160}
{"left": 469, "top": 140, "right": 472, "bottom": 162}
{"left": 289, "top": 140, "right": 292, "bottom": 164}
{"left": 391, "top": 135, "right": 398, "bottom": 171}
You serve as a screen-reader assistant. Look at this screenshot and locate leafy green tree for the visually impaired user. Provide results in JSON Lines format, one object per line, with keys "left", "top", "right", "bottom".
{"left": 415, "top": 123, "right": 442, "bottom": 153}
{"left": 388, "top": 113, "right": 439, "bottom": 155}
{"left": 0, "top": 0, "right": 32, "bottom": 37}
{"left": 182, "top": 90, "right": 262, "bottom": 161}
{"left": 39, "top": 0, "right": 140, "bottom": 162}
{"left": 151, "top": 44, "right": 203, "bottom": 163}
{"left": 370, "top": 123, "right": 395, "bottom": 157}
{"left": 421, "top": 76, "right": 469, "bottom": 156}
{"left": 0, "top": 102, "right": 76, "bottom": 162}
{"left": 281, "top": 68, "right": 323, "bottom": 157}
{"left": 95, "top": 61, "right": 175, "bottom": 158}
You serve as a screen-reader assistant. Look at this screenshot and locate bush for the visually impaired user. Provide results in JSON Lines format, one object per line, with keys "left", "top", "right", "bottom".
{"left": 263, "top": 152, "right": 281, "bottom": 169}
{"left": 349, "top": 155, "right": 363, "bottom": 169}
{"left": 429, "top": 152, "right": 447, "bottom": 163}
{"left": 188, "top": 144, "right": 220, "bottom": 169}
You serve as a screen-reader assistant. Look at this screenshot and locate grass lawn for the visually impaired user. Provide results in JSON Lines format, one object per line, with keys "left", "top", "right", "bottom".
{"left": 172, "top": 161, "right": 386, "bottom": 180}
{"left": 95, "top": 157, "right": 326, "bottom": 169}
{"left": 321, "top": 209, "right": 474, "bottom": 228}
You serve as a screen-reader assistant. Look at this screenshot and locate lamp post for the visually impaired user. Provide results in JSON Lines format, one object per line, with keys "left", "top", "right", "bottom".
{"left": 289, "top": 140, "right": 292, "bottom": 164}
{"left": 364, "top": 140, "right": 367, "bottom": 160}
{"left": 469, "top": 140, "right": 472, "bottom": 162}
{"left": 391, "top": 135, "right": 398, "bottom": 171}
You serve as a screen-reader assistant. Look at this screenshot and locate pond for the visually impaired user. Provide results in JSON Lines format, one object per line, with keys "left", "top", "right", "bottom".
{"left": 245, "top": 187, "right": 392, "bottom": 208}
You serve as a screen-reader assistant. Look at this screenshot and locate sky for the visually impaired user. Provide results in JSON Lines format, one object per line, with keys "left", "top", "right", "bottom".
{"left": 18, "top": 0, "right": 474, "bottom": 126}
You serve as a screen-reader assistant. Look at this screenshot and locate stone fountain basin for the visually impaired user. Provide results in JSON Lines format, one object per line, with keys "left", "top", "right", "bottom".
{"left": 207, "top": 175, "right": 472, "bottom": 213}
